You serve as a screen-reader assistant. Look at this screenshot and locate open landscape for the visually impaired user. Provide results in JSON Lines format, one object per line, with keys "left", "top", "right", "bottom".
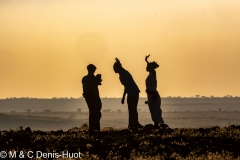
{"left": 2, "top": 1, "right": 240, "bottom": 159}
{"left": 0, "top": 97, "right": 240, "bottom": 131}
{"left": 0, "top": 97, "right": 240, "bottom": 159}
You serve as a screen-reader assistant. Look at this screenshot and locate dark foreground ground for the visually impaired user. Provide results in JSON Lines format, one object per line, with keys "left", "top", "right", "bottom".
{"left": 1, "top": 124, "right": 240, "bottom": 160}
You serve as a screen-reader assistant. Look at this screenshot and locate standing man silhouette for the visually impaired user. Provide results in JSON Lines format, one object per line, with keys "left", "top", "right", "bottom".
{"left": 113, "top": 58, "right": 143, "bottom": 130}
{"left": 82, "top": 64, "right": 102, "bottom": 135}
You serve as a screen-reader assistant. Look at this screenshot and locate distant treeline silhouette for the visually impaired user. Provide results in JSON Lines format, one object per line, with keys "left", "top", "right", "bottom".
{"left": 1, "top": 95, "right": 240, "bottom": 100}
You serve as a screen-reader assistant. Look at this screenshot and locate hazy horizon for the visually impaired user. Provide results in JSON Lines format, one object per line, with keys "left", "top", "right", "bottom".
{"left": 1, "top": 97, "right": 240, "bottom": 130}
{"left": 1, "top": 1, "right": 240, "bottom": 98}
{"left": 1, "top": 95, "right": 239, "bottom": 99}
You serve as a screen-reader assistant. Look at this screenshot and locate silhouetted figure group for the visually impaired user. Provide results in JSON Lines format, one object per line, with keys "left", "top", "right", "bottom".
{"left": 82, "top": 55, "right": 165, "bottom": 135}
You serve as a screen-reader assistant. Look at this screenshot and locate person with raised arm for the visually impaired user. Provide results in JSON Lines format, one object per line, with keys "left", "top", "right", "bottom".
{"left": 113, "top": 58, "right": 143, "bottom": 130}
{"left": 145, "top": 55, "right": 165, "bottom": 127}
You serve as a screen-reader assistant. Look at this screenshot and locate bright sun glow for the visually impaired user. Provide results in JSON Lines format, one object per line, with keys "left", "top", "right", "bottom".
{"left": 1, "top": 0, "right": 240, "bottom": 98}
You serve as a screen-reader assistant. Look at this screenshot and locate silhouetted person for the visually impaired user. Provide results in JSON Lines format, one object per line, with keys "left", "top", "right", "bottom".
{"left": 113, "top": 58, "right": 143, "bottom": 130}
{"left": 82, "top": 64, "right": 102, "bottom": 135}
{"left": 145, "top": 55, "right": 164, "bottom": 127}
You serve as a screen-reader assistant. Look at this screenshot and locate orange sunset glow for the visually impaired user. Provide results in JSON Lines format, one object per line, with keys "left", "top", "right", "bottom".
{"left": 1, "top": 0, "right": 240, "bottom": 98}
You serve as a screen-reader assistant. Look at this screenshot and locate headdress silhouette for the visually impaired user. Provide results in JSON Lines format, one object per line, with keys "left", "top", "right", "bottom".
{"left": 113, "top": 58, "right": 122, "bottom": 69}
{"left": 145, "top": 54, "right": 159, "bottom": 70}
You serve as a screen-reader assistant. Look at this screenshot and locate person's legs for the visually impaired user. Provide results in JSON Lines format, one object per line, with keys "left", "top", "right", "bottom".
{"left": 84, "top": 95, "right": 95, "bottom": 133}
{"left": 147, "top": 93, "right": 164, "bottom": 126}
{"left": 127, "top": 94, "right": 142, "bottom": 128}
{"left": 94, "top": 97, "right": 102, "bottom": 131}
{"left": 87, "top": 106, "right": 94, "bottom": 132}
{"left": 157, "top": 95, "right": 164, "bottom": 124}
{"left": 147, "top": 94, "right": 157, "bottom": 123}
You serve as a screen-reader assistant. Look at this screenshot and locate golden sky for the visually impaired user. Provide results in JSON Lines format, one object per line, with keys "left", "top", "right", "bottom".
{"left": 1, "top": 0, "right": 240, "bottom": 98}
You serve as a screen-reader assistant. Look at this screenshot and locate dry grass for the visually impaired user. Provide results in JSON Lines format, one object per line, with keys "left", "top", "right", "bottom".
{"left": 1, "top": 124, "right": 240, "bottom": 159}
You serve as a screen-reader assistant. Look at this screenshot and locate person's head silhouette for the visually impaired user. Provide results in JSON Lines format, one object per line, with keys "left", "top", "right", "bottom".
{"left": 113, "top": 58, "right": 122, "bottom": 73}
{"left": 145, "top": 55, "right": 159, "bottom": 72}
{"left": 87, "top": 64, "right": 96, "bottom": 74}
